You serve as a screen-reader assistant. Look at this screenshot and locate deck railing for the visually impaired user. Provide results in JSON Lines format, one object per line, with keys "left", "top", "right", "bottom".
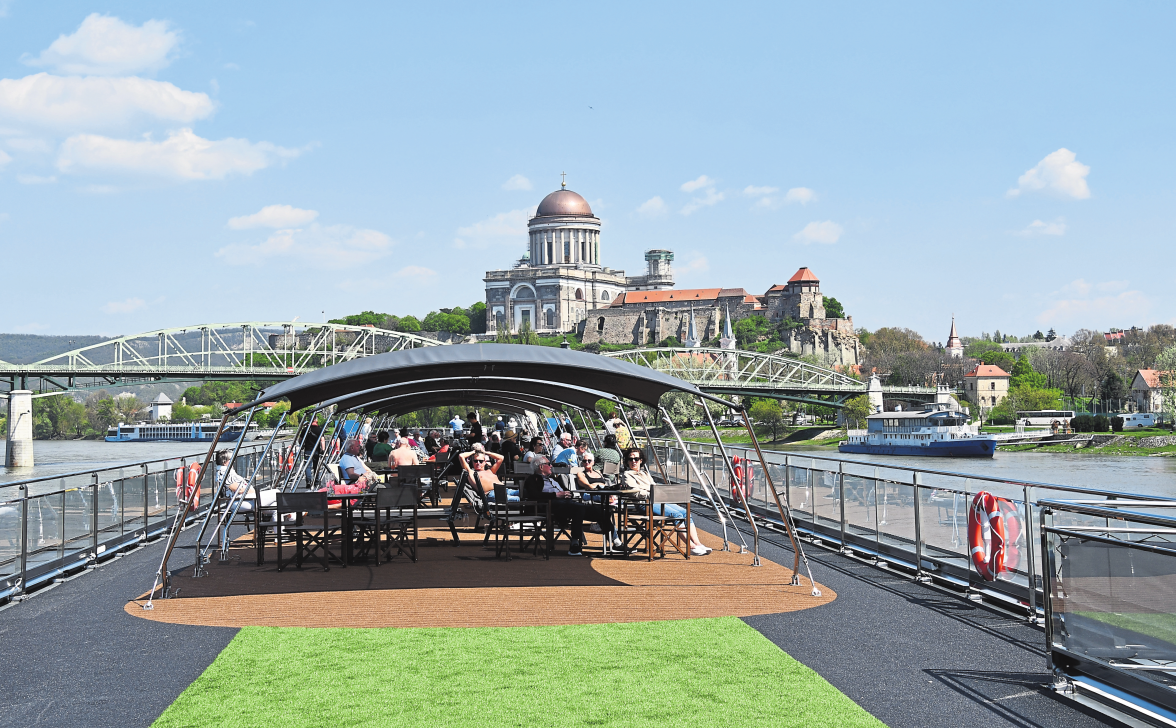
{"left": 648, "top": 438, "right": 1176, "bottom": 622}
{"left": 0, "top": 441, "right": 291, "bottom": 604}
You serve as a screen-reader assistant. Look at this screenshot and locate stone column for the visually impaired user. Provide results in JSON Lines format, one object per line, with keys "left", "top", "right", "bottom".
{"left": 6, "top": 390, "right": 34, "bottom": 467}
{"left": 867, "top": 375, "right": 884, "bottom": 415}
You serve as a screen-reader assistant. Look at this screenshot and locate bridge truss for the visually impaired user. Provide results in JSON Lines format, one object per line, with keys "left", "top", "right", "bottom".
{"left": 0, "top": 321, "right": 441, "bottom": 397}
{"left": 604, "top": 347, "right": 939, "bottom": 408}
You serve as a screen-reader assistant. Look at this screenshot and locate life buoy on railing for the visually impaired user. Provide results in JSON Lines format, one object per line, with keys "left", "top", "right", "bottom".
{"left": 282, "top": 450, "right": 296, "bottom": 472}
{"left": 174, "top": 463, "right": 201, "bottom": 508}
{"left": 967, "top": 491, "right": 1021, "bottom": 581}
{"left": 731, "top": 455, "right": 754, "bottom": 501}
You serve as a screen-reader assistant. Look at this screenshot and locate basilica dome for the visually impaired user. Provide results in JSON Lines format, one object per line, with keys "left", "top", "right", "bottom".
{"left": 535, "top": 188, "right": 594, "bottom": 217}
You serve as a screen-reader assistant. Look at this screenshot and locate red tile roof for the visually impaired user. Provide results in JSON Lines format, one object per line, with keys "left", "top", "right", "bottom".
{"left": 1136, "top": 369, "right": 1162, "bottom": 388}
{"left": 788, "top": 267, "right": 819, "bottom": 283}
{"left": 610, "top": 288, "right": 722, "bottom": 305}
{"left": 964, "top": 364, "right": 1010, "bottom": 378}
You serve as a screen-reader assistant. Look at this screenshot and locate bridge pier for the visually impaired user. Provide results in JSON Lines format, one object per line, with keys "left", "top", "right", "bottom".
{"left": 5, "top": 390, "right": 34, "bottom": 468}
{"left": 867, "top": 375, "right": 884, "bottom": 414}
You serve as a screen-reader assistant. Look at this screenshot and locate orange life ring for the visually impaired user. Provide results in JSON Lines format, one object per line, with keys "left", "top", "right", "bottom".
{"left": 968, "top": 491, "right": 1021, "bottom": 581}
{"left": 731, "top": 456, "right": 753, "bottom": 500}
{"left": 175, "top": 463, "right": 201, "bottom": 508}
{"left": 283, "top": 450, "right": 296, "bottom": 472}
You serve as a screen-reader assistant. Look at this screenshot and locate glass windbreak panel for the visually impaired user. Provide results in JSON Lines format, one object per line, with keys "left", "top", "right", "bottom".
{"left": 876, "top": 481, "right": 917, "bottom": 552}
{"left": 62, "top": 488, "right": 93, "bottom": 557}
{"left": 0, "top": 495, "right": 19, "bottom": 576}
{"left": 122, "top": 476, "right": 147, "bottom": 532}
{"left": 920, "top": 487, "right": 970, "bottom": 570}
{"left": 24, "top": 492, "right": 63, "bottom": 568}
{"left": 1049, "top": 533, "right": 1176, "bottom": 689}
{"left": 787, "top": 465, "right": 813, "bottom": 522}
{"left": 842, "top": 474, "right": 878, "bottom": 541}
{"left": 96, "top": 478, "right": 122, "bottom": 539}
{"left": 147, "top": 470, "right": 169, "bottom": 530}
{"left": 813, "top": 468, "right": 840, "bottom": 528}
{"left": 763, "top": 460, "right": 787, "bottom": 511}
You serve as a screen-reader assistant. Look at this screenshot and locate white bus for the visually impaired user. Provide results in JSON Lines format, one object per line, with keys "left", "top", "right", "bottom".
{"left": 1016, "top": 410, "right": 1076, "bottom": 426}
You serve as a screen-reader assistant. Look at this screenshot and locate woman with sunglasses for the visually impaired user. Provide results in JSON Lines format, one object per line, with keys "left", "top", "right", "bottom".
{"left": 459, "top": 447, "right": 517, "bottom": 501}
{"left": 620, "top": 447, "right": 712, "bottom": 555}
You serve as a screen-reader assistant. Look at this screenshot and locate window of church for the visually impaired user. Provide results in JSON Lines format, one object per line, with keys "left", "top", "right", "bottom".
{"left": 597, "top": 317, "right": 605, "bottom": 332}
{"left": 546, "top": 308, "right": 555, "bottom": 327}
{"left": 601, "top": 291, "right": 610, "bottom": 301}
{"left": 564, "top": 240, "right": 570, "bottom": 263}
{"left": 575, "top": 288, "right": 584, "bottom": 300}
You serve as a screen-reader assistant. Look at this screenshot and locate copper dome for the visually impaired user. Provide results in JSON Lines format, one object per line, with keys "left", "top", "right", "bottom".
{"left": 535, "top": 188, "right": 593, "bottom": 217}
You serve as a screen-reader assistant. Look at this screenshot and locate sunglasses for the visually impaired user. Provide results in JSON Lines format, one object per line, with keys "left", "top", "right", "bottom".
{"left": 474, "top": 460, "right": 488, "bottom": 464}
{"left": 627, "top": 456, "right": 642, "bottom": 461}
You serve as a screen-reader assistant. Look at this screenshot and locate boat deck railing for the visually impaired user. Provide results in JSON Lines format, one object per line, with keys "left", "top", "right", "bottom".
{"left": 0, "top": 441, "right": 289, "bottom": 604}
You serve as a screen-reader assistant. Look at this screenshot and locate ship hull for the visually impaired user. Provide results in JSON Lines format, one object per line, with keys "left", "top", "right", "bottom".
{"left": 838, "top": 438, "right": 995, "bottom": 458}
{"left": 104, "top": 431, "right": 244, "bottom": 443}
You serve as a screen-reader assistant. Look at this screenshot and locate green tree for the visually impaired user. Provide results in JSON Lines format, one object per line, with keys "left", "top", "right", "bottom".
{"left": 468, "top": 302, "right": 488, "bottom": 334}
{"left": 1099, "top": 371, "right": 1129, "bottom": 410}
{"left": 515, "top": 320, "right": 540, "bottom": 346}
{"left": 34, "top": 395, "right": 87, "bottom": 438}
{"left": 965, "top": 340, "right": 1003, "bottom": 359}
{"left": 1010, "top": 355, "right": 1046, "bottom": 389}
{"left": 1155, "top": 345, "right": 1176, "bottom": 417}
{"left": 824, "top": 297, "right": 845, "bottom": 318}
{"left": 659, "top": 336, "right": 682, "bottom": 347}
{"left": 398, "top": 315, "right": 421, "bottom": 332}
{"left": 733, "top": 315, "right": 775, "bottom": 347}
{"left": 327, "top": 310, "right": 389, "bottom": 327}
{"left": 843, "top": 395, "right": 873, "bottom": 429}
{"left": 748, "top": 399, "right": 784, "bottom": 441}
{"left": 979, "top": 349, "right": 1015, "bottom": 371}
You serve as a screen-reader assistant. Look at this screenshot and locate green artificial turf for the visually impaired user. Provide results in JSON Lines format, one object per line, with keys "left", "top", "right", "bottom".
{"left": 154, "top": 617, "right": 883, "bottom": 728}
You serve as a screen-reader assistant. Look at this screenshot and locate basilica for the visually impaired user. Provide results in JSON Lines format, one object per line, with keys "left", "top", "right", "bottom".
{"left": 482, "top": 182, "right": 861, "bottom": 365}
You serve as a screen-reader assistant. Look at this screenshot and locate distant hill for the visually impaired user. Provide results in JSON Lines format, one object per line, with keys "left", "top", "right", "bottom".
{"left": 0, "top": 334, "right": 112, "bottom": 364}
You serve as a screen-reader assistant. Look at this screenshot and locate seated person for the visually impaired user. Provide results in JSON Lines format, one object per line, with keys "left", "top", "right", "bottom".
{"left": 364, "top": 430, "right": 379, "bottom": 459}
{"left": 550, "top": 432, "right": 574, "bottom": 463}
{"left": 522, "top": 438, "right": 546, "bottom": 463}
{"left": 596, "top": 434, "right": 622, "bottom": 468}
{"left": 215, "top": 449, "right": 255, "bottom": 512}
{"left": 553, "top": 438, "right": 588, "bottom": 468}
{"left": 501, "top": 429, "right": 522, "bottom": 463}
{"left": 371, "top": 430, "right": 393, "bottom": 462}
{"left": 337, "top": 439, "right": 370, "bottom": 486}
{"left": 388, "top": 437, "right": 421, "bottom": 470}
{"left": 523, "top": 456, "right": 617, "bottom": 556}
{"left": 424, "top": 430, "right": 441, "bottom": 456}
{"left": 398, "top": 428, "right": 421, "bottom": 449}
{"left": 459, "top": 448, "right": 517, "bottom": 501}
{"left": 620, "top": 448, "right": 710, "bottom": 556}
{"left": 487, "top": 431, "right": 502, "bottom": 454}
{"left": 575, "top": 453, "right": 611, "bottom": 490}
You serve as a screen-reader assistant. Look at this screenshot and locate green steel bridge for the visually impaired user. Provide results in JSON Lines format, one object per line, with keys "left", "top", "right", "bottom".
{"left": 1, "top": 327, "right": 941, "bottom": 408}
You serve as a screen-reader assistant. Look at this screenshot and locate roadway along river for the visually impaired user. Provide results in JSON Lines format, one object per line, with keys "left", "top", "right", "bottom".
{"left": 3, "top": 439, "right": 1176, "bottom": 498}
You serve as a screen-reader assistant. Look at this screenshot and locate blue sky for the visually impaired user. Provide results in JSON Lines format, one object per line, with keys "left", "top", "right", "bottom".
{"left": 1, "top": 3, "right": 1173, "bottom": 342}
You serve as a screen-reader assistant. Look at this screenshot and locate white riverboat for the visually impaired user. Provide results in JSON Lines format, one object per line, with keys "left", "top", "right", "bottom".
{"left": 839, "top": 402, "right": 997, "bottom": 458}
{"left": 104, "top": 422, "right": 252, "bottom": 443}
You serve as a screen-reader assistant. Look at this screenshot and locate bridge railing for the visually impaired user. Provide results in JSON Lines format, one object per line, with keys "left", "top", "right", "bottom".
{"left": 647, "top": 438, "right": 1176, "bottom": 624}
{"left": 0, "top": 441, "right": 289, "bottom": 604}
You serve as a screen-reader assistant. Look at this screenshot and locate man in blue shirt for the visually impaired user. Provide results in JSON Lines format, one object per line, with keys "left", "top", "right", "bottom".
{"left": 553, "top": 438, "right": 588, "bottom": 468}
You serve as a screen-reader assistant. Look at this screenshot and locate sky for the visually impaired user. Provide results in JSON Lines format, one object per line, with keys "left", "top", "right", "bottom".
{"left": 1, "top": 2, "right": 1174, "bottom": 343}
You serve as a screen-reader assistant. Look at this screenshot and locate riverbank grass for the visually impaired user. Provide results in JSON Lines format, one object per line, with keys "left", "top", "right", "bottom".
{"left": 153, "top": 617, "right": 881, "bottom": 728}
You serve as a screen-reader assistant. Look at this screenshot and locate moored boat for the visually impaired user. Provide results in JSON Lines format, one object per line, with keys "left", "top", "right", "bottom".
{"left": 839, "top": 401, "right": 996, "bottom": 457}
{"left": 104, "top": 422, "right": 249, "bottom": 443}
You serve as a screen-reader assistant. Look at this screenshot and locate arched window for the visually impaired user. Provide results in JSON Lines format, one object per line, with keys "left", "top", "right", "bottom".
{"left": 512, "top": 286, "right": 535, "bottom": 301}
{"left": 600, "top": 291, "right": 610, "bottom": 301}
{"left": 575, "top": 288, "right": 584, "bottom": 300}
{"left": 597, "top": 317, "right": 605, "bottom": 332}
{"left": 546, "top": 308, "right": 555, "bottom": 328}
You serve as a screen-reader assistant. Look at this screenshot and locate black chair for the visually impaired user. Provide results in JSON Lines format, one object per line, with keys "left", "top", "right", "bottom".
{"left": 397, "top": 464, "right": 436, "bottom": 506}
{"left": 488, "top": 481, "right": 549, "bottom": 560}
{"left": 275, "top": 491, "right": 343, "bottom": 571}
{"left": 353, "top": 485, "right": 418, "bottom": 563}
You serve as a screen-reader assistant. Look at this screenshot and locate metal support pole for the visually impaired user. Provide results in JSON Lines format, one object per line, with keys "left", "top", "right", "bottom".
{"left": 912, "top": 471, "right": 927, "bottom": 582}
{"left": 141, "top": 464, "right": 149, "bottom": 540}
{"left": 18, "top": 486, "right": 27, "bottom": 598}
{"left": 278, "top": 409, "right": 323, "bottom": 492}
{"left": 144, "top": 414, "right": 230, "bottom": 608}
{"left": 702, "top": 403, "right": 752, "bottom": 552}
{"left": 91, "top": 473, "right": 99, "bottom": 564}
{"left": 838, "top": 462, "right": 849, "bottom": 554}
{"left": 577, "top": 408, "right": 602, "bottom": 451}
{"left": 1023, "top": 484, "right": 1039, "bottom": 624}
{"left": 202, "top": 408, "right": 256, "bottom": 556}
{"left": 622, "top": 405, "right": 670, "bottom": 486}
{"left": 212, "top": 410, "right": 287, "bottom": 561}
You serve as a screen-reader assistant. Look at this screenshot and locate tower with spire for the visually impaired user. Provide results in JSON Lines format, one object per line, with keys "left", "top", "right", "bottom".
{"left": 684, "top": 305, "right": 700, "bottom": 347}
{"left": 719, "top": 305, "right": 735, "bottom": 350}
{"left": 946, "top": 315, "right": 964, "bottom": 358}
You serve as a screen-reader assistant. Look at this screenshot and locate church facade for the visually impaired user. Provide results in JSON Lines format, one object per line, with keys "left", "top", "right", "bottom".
{"left": 483, "top": 183, "right": 674, "bottom": 334}
{"left": 483, "top": 182, "right": 860, "bottom": 365}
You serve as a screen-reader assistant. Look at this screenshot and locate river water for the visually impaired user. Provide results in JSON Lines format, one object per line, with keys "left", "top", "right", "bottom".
{"left": 3, "top": 439, "right": 1175, "bottom": 498}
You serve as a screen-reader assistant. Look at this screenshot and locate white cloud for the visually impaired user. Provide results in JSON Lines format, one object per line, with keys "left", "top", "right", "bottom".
{"left": 636, "top": 196, "right": 667, "bottom": 217}
{"left": 0, "top": 148, "right": 9, "bottom": 167}
{"left": 57, "top": 128, "right": 302, "bottom": 180}
{"left": 23, "top": 14, "right": 180, "bottom": 76}
{"left": 216, "top": 223, "right": 394, "bottom": 268}
{"left": 393, "top": 265, "right": 436, "bottom": 279}
{"left": 1007, "top": 148, "right": 1091, "bottom": 199}
{"left": 6, "top": 137, "right": 52, "bottom": 153}
{"left": 502, "top": 174, "right": 532, "bottom": 191}
{"left": 453, "top": 208, "right": 531, "bottom": 249}
{"left": 102, "top": 297, "right": 145, "bottom": 314}
{"left": 17, "top": 173, "right": 55, "bottom": 184}
{"left": 1038, "top": 283, "right": 1148, "bottom": 328}
{"left": 793, "top": 220, "right": 843, "bottom": 245}
{"left": 680, "top": 174, "right": 714, "bottom": 193}
{"left": 0, "top": 74, "right": 214, "bottom": 132}
{"left": 784, "top": 187, "right": 816, "bottom": 205}
{"left": 677, "top": 254, "right": 709, "bottom": 274}
{"left": 228, "top": 204, "right": 319, "bottom": 230}
{"left": 745, "top": 185, "right": 815, "bottom": 209}
{"left": 680, "top": 188, "right": 723, "bottom": 216}
{"left": 1016, "top": 218, "right": 1067, "bottom": 236}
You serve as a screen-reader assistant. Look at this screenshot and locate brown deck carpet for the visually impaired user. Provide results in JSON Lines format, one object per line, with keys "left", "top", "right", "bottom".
{"left": 128, "top": 519, "right": 834, "bottom": 628}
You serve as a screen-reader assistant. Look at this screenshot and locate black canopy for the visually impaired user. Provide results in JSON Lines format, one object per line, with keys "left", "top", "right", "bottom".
{"left": 252, "top": 344, "right": 706, "bottom": 411}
